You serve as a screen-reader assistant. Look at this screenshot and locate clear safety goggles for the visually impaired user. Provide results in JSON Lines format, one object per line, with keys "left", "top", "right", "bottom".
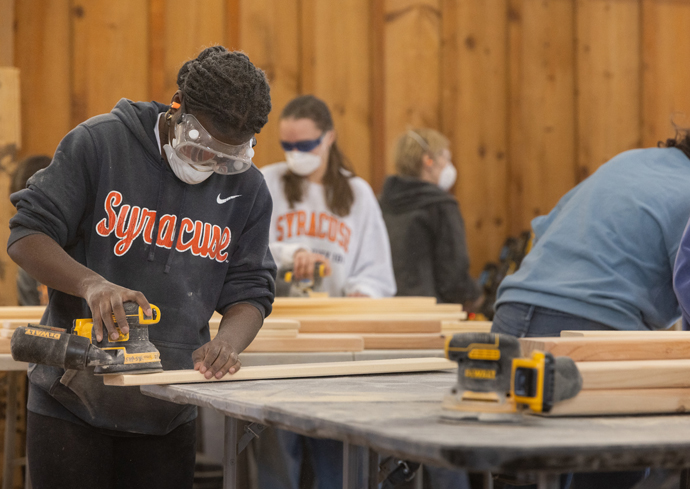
{"left": 171, "top": 113, "right": 256, "bottom": 175}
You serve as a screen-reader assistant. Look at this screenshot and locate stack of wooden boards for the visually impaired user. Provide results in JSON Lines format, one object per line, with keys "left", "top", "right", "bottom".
{"left": 520, "top": 330, "right": 690, "bottom": 416}
{"left": 212, "top": 297, "right": 490, "bottom": 352}
{"left": 0, "top": 298, "right": 492, "bottom": 354}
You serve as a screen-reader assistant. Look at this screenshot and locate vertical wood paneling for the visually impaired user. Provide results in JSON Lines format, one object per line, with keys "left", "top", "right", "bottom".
{"left": 576, "top": 0, "right": 641, "bottom": 181}
{"left": 0, "top": 68, "right": 21, "bottom": 306}
{"left": 11, "top": 0, "right": 690, "bottom": 281}
{"left": 642, "top": 0, "right": 690, "bottom": 147}
{"left": 384, "top": 0, "right": 443, "bottom": 176}
{"left": 302, "top": 0, "right": 372, "bottom": 181}
{"left": 239, "top": 0, "right": 300, "bottom": 168}
{"left": 156, "top": 0, "right": 226, "bottom": 105}
{"left": 71, "top": 1, "right": 149, "bottom": 126}
{"left": 371, "top": 0, "right": 387, "bottom": 190}
{"left": 509, "top": 0, "right": 576, "bottom": 234}
{"left": 14, "top": 0, "right": 71, "bottom": 159}
{"left": 0, "top": 0, "right": 13, "bottom": 66}
{"left": 454, "top": 0, "right": 509, "bottom": 276}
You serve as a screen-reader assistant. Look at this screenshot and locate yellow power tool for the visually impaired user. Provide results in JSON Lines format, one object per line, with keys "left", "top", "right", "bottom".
{"left": 442, "top": 332, "right": 582, "bottom": 421}
{"left": 11, "top": 302, "right": 163, "bottom": 375}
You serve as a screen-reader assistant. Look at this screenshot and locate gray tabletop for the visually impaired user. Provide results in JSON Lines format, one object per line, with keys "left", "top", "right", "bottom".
{"left": 142, "top": 371, "right": 690, "bottom": 474}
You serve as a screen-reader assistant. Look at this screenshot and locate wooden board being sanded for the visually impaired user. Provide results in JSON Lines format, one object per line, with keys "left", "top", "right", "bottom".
{"left": 520, "top": 336, "right": 690, "bottom": 361}
{"left": 102, "top": 357, "right": 457, "bottom": 386}
{"left": 546, "top": 388, "right": 690, "bottom": 416}
{"left": 578, "top": 360, "right": 690, "bottom": 390}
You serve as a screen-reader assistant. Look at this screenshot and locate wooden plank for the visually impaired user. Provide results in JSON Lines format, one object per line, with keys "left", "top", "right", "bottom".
{"left": 361, "top": 333, "right": 445, "bottom": 350}
{"left": 0, "top": 338, "right": 11, "bottom": 354}
{"left": 244, "top": 334, "right": 364, "bottom": 352}
{"left": 299, "top": 318, "right": 441, "bottom": 334}
{"left": 384, "top": 0, "right": 443, "bottom": 176}
{"left": 210, "top": 328, "right": 299, "bottom": 340}
{"left": 642, "top": 0, "right": 690, "bottom": 147}
{"left": 71, "top": 1, "right": 149, "bottom": 126}
{"left": 103, "top": 357, "right": 457, "bottom": 386}
{"left": 0, "top": 306, "right": 45, "bottom": 319}
{"left": 576, "top": 0, "right": 641, "bottom": 181}
{"left": 14, "top": 0, "right": 71, "bottom": 159}
{"left": 239, "top": 0, "right": 300, "bottom": 169}
{"left": 520, "top": 336, "right": 690, "bottom": 362}
{"left": 561, "top": 330, "right": 690, "bottom": 338}
{"left": 0, "top": 67, "right": 21, "bottom": 307}
{"left": 442, "top": 321, "right": 493, "bottom": 333}
{"left": 548, "top": 388, "right": 690, "bottom": 417}
{"left": 508, "top": 0, "right": 576, "bottom": 235}
{"left": 454, "top": 0, "right": 509, "bottom": 276}
{"left": 578, "top": 360, "right": 690, "bottom": 391}
{"left": 209, "top": 315, "right": 300, "bottom": 331}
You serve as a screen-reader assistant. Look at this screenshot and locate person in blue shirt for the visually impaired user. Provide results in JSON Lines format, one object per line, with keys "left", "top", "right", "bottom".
{"left": 492, "top": 131, "right": 690, "bottom": 489}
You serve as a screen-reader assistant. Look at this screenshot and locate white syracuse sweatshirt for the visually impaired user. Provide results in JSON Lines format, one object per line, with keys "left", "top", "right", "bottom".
{"left": 261, "top": 162, "right": 396, "bottom": 298}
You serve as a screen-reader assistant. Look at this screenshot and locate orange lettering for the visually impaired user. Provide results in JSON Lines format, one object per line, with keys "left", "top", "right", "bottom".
{"left": 318, "top": 213, "right": 328, "bottom": 238}
{"left": 338, "top": 223, "right": 351, "bottom": 253}
{"left": 96, "top": 191, "right": 122, "bottom": 236}
{"left": 307, "top": 212, "right": 317, "bottom": 237}
{"left": 328, "top": 216, "right": 338, "bottom": 242}
{"left": 285, "top": 213, "right": 295, "bottom": 238}
{"left": 176, "top": 218, "right": 195, "bottom": 252}
{"left": 157, "top": 215, "right": 177, "bottom": 249}
{"left": 216, "top": 228, "right": 232, "bottom": 262}
{"left": 297, "top": 211, "right": 307, "bottom": 236}
{"left": 276, "top": 215, "right": 285, "bottom": 241}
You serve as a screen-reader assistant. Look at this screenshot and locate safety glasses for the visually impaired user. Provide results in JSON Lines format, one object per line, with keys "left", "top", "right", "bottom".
{"left": 280, "top": 134, "right": 324, "bottom": 153}
{"left": 172, "top": 113, "right": 256, "bottom": 175}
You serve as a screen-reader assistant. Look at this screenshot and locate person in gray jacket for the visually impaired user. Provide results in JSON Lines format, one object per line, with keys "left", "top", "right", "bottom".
{"left": 379, "top": 128, "right": 480, "bottom": 308}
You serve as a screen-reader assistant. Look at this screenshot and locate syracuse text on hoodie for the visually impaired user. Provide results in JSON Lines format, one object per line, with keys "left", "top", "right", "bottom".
{"left": 261, "top": 162, "right": 396, "bottom": 298}
{"left": 8, "top": 99, "right": 276, "bottom": 434}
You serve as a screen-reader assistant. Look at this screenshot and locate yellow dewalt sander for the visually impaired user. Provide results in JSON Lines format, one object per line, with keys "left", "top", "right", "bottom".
{"left": 11, "top": 301, "right": 163, "bottom": 375}
{"left": 442, "top": 332, "right": 582, "bottom": 421}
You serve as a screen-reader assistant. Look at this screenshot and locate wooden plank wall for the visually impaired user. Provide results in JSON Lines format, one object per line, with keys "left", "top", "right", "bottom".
{"left": 3, "top": 0, "right": 690, "bottom": 285}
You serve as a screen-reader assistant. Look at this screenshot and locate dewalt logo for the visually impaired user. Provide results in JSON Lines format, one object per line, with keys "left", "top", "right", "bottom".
{"left": 25, "top": 329, "right": 61, "bottom": 340}
{"left": 465, "top": 368, "right": 496, "bottom": 380}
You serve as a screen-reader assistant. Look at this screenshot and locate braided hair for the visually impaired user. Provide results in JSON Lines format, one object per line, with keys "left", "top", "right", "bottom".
{"left": 176, "top": 46, "right": 271, "bottom": 140}
{"left": 280, "top": 95, "right": 355, "bottom": 217}
{"left": 662, "top": 126, "right": 690, "bottom": 160}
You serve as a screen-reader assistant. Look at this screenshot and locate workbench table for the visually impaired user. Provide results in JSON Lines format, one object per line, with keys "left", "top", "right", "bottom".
{"left": 141, "top": 370, "right": 690, "bottom": 489}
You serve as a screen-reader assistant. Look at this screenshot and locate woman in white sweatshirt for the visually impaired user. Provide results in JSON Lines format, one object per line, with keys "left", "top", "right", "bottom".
{"left": 261, "top": 95, "right": 396, "bottom": 298}
{"left": 256, "top": 95, "right": 395, "bottom": 489}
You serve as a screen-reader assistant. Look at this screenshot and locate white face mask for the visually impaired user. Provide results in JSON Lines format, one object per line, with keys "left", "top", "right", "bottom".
{"left": 285, "top": 151, "right": 323, "bottom": 176}
{"left": 164, "top": 143, "right": 214, "bottom": 185}
{"left": 438, "top": 163, "right": 457, "bottom": 191}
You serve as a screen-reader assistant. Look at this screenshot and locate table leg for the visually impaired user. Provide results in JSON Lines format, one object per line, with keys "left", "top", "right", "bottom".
{"left": 223, "top": 417, "right": 238, "bottom": 489}
{"left": 681, "top": 468, "right": 690, "bottom": 489}
{"left": 368, "top": 449, "right": 378, "bottom": 489}
{"left": 343, "top": 442, "right": 369, "bottom": 489}
{"left": 536, "top": 473, "right": 560, "bottom": 489}
{"left": 483, "top": 471, "right": 494, "bottom": 489}
{"left": 3, "top": 372, "right": 17, "bottom": 489}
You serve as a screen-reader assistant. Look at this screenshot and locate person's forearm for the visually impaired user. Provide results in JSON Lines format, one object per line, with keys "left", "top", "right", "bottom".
{"left": 217, "top": 303, "right": 264, "bottom": 352}
{"left": 8, "top": 233, "right": 105, "bottom": 298}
